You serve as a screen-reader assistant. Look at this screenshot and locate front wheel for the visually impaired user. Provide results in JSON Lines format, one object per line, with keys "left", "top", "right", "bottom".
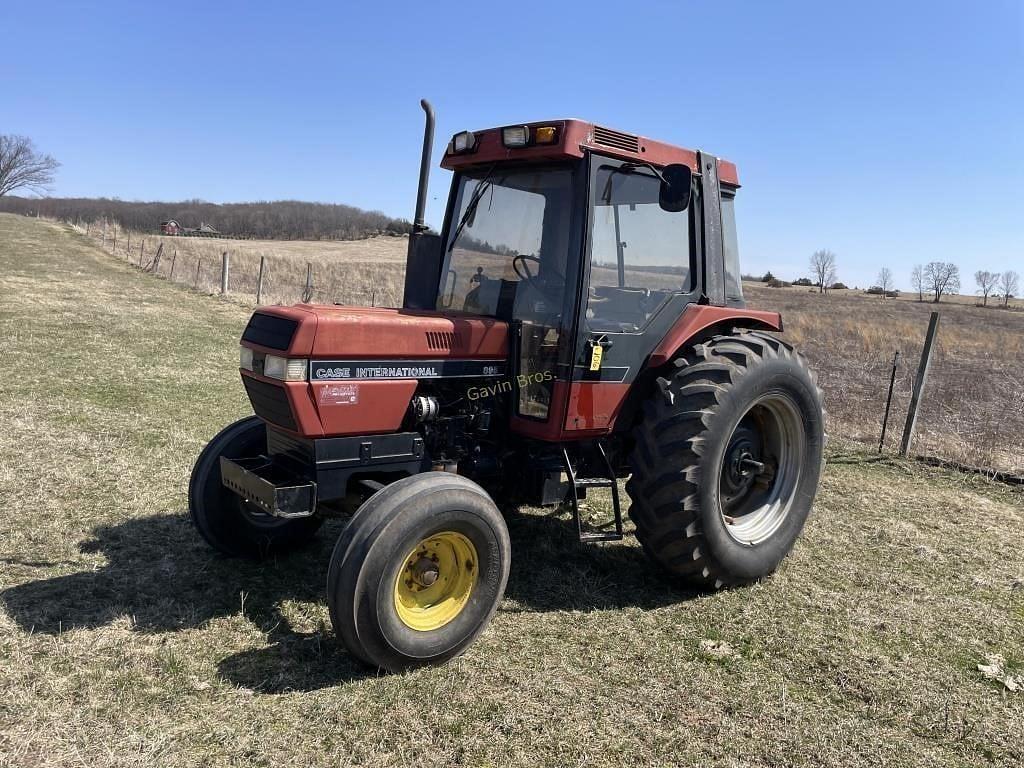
{"left": 327, "top": 472, "right": 511, "bottom": 672}
{"left": 188, "top": 416, "right": 322, "bottom": 558}
{"left": 627, "top": 331, "right": 825, "bottom": 588}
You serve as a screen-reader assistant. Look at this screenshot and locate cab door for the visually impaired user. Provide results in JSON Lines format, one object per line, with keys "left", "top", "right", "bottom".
{"left": 565, "top": 156, "right": 699, "bottom": 432}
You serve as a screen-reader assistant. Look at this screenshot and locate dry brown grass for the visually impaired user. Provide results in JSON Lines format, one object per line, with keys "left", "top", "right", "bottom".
{"left": 71, "top": 221, "right": 1024, "bottom": 474}
{"left": 82, "top": 221, "right": 1024, "bottom": 475}
{"left": 88, "top": 221, "right": 408, "bottom": 307}
{"left": 744, "top": 283, "right": 1024, "bottom": 474}
{"left": 1, "top": 215, "right": 1023, "bottom": 766}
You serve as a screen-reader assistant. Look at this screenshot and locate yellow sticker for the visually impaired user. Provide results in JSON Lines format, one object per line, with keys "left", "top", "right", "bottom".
{"left": 589, "top": 344, "right": 604, "bottom": 372}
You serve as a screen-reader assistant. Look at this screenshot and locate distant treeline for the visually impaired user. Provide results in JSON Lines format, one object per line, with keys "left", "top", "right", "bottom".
{"left": 0, "top": 196, "right": 413, "bottom": 240}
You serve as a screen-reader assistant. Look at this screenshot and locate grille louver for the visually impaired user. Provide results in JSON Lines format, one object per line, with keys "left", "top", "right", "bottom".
{"left": 425, "top": 331, "right": 462, "bottom": 350}
{"left": 593, "top": 125, "right": 640, "bottom": 153}
{"left": 242, "top": 377, "right": 297, "bottom": 431}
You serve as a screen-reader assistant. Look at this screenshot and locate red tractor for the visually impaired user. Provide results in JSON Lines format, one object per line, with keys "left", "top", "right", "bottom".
{"left": 190, "top": 101, "right": 825, "bottom": 672}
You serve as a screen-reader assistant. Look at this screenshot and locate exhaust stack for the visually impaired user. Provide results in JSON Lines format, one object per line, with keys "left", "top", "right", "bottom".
{"left": 413, "top": 99, "right": 434, "bottom": 234}
{"left": 403, "top": 99, "right": 443, "bottom": 310}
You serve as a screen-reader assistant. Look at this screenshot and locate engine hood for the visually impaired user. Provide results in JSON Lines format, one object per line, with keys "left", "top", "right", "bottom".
{"left": 242, "top": 304, "right": 509, "bottom": 360}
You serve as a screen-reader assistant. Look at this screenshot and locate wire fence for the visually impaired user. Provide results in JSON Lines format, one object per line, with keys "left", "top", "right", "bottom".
{"left": 68, "top": 216, "right": 407, "bottom": 309}
{"left": 58, "top": 215, "right": 1024, "bottom": 480}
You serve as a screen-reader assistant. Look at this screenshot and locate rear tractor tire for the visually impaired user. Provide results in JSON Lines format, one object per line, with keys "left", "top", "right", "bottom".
{"left": 189, "top": 416, "right": 323, "bottom": 558}
{"left": 627, "top": 331, "right": 824, "bottom": 588}
{"left": 327, "top": 472, "right": 511, "bottom": 672}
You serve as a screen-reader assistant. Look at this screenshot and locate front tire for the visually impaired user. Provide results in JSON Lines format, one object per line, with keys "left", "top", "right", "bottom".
{"left": 327, "top": 472, "right": 511, "bottom": 672}
{"left": 188, "top": 416, "right": 322, "bottom": 558}
{"left": 627, "top": 331, "right": 824, "bottom": 588}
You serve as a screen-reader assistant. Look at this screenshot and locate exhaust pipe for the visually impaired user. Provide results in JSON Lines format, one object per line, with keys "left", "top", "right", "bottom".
{"left": 413, "top": 99, "right": 435, "bottom": 233}
{"left": 403, "top": 99, "right": 442, "bottom": 310}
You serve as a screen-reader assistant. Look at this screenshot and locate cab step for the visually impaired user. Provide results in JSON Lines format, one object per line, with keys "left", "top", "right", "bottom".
{"left": 561, "top": 441, "right": 623, "bottom": 543}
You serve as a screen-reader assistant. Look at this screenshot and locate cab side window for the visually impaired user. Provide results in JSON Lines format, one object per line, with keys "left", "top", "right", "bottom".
{"left": 721, "top": 193, "right": 743, "bottom": 302}
{"left": 587, "top": 164, "right": 692, "bottom": 333}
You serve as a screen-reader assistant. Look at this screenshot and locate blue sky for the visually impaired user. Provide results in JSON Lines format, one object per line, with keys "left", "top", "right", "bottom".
{"left": 2, "top": 0, "right": 1021, "bottom": 289}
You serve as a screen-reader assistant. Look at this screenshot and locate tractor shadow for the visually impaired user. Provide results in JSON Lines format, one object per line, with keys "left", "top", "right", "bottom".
{"left": 0, "top": 504, "right": 700, "bottom": 693}
{"left": 500, "top": 506, "right": 703, "bottom": 613}
{"left": 0, "top": 513, "right": 371, "bottom": 691}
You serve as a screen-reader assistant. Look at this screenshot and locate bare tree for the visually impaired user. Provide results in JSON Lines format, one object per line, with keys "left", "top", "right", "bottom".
{"left": 923, "top": 261, "right": 960, "bottom": 302}
{"left": 876, "top": 267, "right": 894, "bottom": 297}
{"left": 911, "top": 264, "right": 924, "bottom": 302}
{"left": 0, "top": 135, "right": 59, "bottom": 197}
{"left": 809, "top": 249, "right": 837, "bottom": 294}
{"left": 1000, "top": 270, "right": 1019, "bottom": 308}
{"left": 974, "top": 270, "right": 1000, "bottom": 306}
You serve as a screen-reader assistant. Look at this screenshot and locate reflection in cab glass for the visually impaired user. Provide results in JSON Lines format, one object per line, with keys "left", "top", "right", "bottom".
{"left": 587, "top": 165, "right": 691, "bottom": 333}
{"left": 437, "top": 167, "right": 574, "bottom": 421}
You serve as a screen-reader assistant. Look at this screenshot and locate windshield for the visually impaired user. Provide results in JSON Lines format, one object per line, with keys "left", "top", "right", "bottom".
{"left": 437, "top": 166, "right": 573, "bottom": 317}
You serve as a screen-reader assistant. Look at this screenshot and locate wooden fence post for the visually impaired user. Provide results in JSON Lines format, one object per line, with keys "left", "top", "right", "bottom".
{"left": 169, "top": 249, "right": 177, "bottom": 280}
{"left": 303, "top": 262, "right": 313, "bottom": 302}
{"left": 900, "top": 312, "right": 940, "bottom": 457}
{"left": 139, "top": 240, "right": 145, "bottom": 267}
{"left": 256, "top": 256, "right": 266, "bottom": 305}
{"left": 220, "top": 251, "right": 230, "bottom": 294}
{"left": 112, "top": 229, "right": 117, "bottom": 252}
{"left": 126, "top": 232, "right": 131, "bottom": 259}
{"left": 152, "top": 243, "right": 164, "bottom": 273}
{"left": 195, "top": 259, "right": 202, "bottom": 289}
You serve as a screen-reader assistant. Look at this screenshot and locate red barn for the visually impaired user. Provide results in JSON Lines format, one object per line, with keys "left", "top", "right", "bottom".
{"left": 160, "top": 219, "right": 182, "bottom": 235}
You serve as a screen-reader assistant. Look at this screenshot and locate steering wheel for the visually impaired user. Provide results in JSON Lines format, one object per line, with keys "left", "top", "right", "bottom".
{"left": 512, "top": 253, "right": 542, "bottom": 283}
{"left": 513, "top": 253, "right": 567, "bottom": 311}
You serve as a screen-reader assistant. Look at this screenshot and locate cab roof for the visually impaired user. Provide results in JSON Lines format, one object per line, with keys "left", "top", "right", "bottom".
{"left": 440, "top": 119, "right": 739, "bottom": 187}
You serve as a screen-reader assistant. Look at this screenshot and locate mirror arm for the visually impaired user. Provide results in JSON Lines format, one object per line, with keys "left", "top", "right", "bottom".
{"left": 619, "top": 161, "right": 668, "bottom": 185}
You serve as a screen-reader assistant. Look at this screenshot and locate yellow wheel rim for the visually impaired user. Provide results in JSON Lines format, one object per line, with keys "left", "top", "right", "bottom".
{"left": 394, "top": 531, "right": 478, "bottom": 632}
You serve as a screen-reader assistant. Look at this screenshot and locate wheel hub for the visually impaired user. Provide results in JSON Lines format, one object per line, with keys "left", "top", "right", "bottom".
{"left": 394, "top": 531, "right": 478, "bottom": 632}
{"left": 722, "top": 427, "right": 763, "bottom": 501}
{"left": 411, "top": 557, "right": 440, "bottom": 587}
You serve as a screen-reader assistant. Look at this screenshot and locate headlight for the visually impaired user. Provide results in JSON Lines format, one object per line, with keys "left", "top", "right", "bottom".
{"left": 264, "top": 355, "right": 307, "bottom": 381}
{"left": 502, "top": 125, "right": 529, "bottom": 148}
{"left": 239, "top": 346, "right": 254, "bottom": 371}
{"left": 451, "top": 130, "right": 477, "bottom": 153}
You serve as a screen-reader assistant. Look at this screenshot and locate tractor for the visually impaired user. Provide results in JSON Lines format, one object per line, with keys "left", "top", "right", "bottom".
{"left": 189, "top": 101, "right": 825, "bottom": 672}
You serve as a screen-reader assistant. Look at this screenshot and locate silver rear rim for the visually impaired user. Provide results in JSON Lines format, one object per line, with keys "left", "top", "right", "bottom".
{"left": 718, "top": 392, "right": 806, "bottom": 546}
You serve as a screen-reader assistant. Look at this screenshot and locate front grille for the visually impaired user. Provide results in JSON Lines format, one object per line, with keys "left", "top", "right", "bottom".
{"left": 243, "top": 376, "right": 297, "bottom": 430}
{"left": 241, "top": 313, "right": 299, "bottom": 351}
{"left": 425, "top": 331, "right": 462, "bottom": 350}
{"left": 593, "top": 125, "right": 640, "bottom": 153}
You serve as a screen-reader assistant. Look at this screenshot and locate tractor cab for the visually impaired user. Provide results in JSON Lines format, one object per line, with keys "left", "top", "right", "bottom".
{"left": 404, "top": 115, "right": 752, "bottom": 439}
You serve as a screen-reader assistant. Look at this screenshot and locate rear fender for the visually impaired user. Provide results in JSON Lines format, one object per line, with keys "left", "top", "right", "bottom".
{"left": 645, "top": 305, "right": 782, "bottom": 370}
{"left": 608, "top": 306, "right": 783, "bottom": 440}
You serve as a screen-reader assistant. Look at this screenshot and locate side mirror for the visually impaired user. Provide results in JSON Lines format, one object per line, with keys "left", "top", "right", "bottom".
{"left": 659, "top": 164, "right": 692, "bottom": 212}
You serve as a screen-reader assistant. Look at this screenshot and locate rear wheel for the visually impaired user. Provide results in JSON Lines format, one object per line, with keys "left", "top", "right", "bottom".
{"left": 188, "top": 416, "right": 322, "bottom": 558}
{"left": 627, "top": 331, "right": 824, "bottom": 587}
{"left": 327, "top": 472, "right": 510, "bottom": 672}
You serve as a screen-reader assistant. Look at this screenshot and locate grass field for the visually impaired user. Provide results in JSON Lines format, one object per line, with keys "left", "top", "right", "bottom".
{"left": 1, "top": 214, "right": 1022, "bottom": 767}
